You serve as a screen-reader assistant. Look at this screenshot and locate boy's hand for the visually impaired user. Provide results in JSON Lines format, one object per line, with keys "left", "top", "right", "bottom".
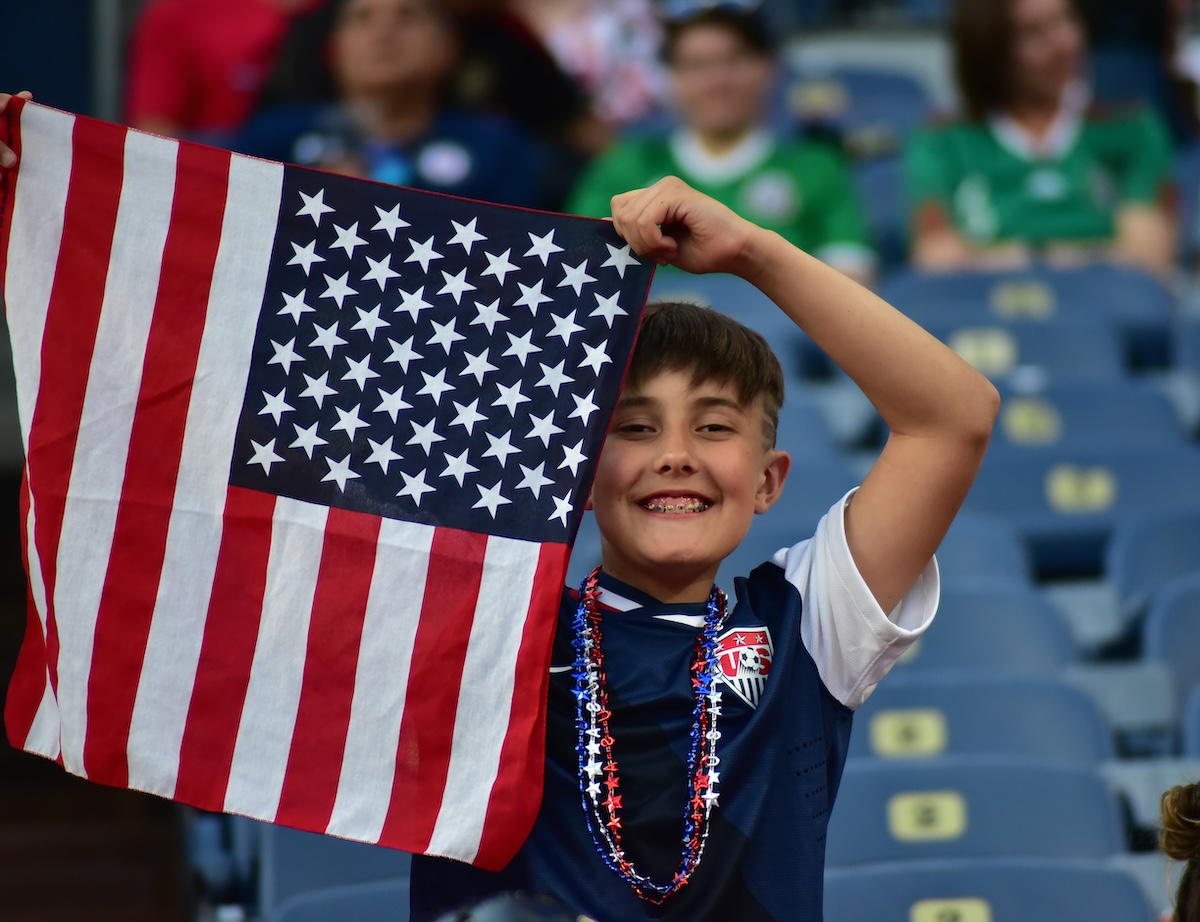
{"left": 610, "top": 176, "right": 760, "bottom": 276}
{"left": 0, "top": 92, "right": 33, "bottom": 168}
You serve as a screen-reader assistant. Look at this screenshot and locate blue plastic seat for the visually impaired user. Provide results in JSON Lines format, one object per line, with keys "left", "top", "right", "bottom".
{"left": 936, "top": 513, "right": 1033, "bottom": 585}
{"left": 1185, "top": 684, "right": 1200, "bottom": 757}
{"left": 824, "top": 859, "right": 1155, "bottom": 922}
{"left": 1106, "top": 510, "right": 1200, "bottom": 617}
{"left": 825, "top": 757, "right": 1127, "bottom": 867}
{"left": 888, "top": 581, "right": 1074, "bottom": 676}
{"left": 1176, "top": 316, "right": 1200, "bottom": 374}
{"left": 855, "top": 154, "right": 907, "bottom": 271}
{"left": 1142, "top": 573, "right": 1200, "bottom": 714}
{"left": 849, "top": 674, "right": 1113, "bottom": 762}
{"left": 275, "top": 878, "right": 410, "bottom": 922}
{"left": 962, "top": 443, "right": 1200, "bottom": 577}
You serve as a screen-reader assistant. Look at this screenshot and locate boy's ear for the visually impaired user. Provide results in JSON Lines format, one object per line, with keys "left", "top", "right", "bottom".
{"left": 754, "top": 449, "right": 791, "bottom": 514}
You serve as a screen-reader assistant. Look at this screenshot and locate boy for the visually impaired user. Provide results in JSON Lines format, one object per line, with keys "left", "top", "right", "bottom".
{"left": 410, "top": 179, "right": 999, "bottom": 920}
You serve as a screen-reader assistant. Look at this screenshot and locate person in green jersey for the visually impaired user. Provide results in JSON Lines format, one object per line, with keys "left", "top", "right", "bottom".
{"left": 567, "top": 5, "right": 876, "bottom": 285}
{"left": 904, "top": 0, "right": 1175, "bottom": 275}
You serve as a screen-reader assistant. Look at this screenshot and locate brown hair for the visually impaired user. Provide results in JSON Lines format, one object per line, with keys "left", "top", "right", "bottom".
{"left": 625, "top": 300, "right": 785, "bottom": 448}
{"left": 950, "top": 0, "right": 1020, "bottom": 119}
{"left": 1160, "top": 782, "right": 1200, "bottom": 921}
{"left": 660, "top": 8, "right": 775, "bottom": 66}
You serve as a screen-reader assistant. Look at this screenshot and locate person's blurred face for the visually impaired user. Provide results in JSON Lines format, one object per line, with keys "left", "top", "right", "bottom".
{"left": 332, "top": 0, "right": 456, "bottom": 98}
{"left": 1007, "top": 0, "right": 1085, "bottom": 107}
{"left": 668, "top": 24, "right": 773, "bottom": 139}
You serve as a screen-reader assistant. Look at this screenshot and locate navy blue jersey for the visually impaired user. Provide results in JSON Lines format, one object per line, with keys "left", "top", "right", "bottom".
{"left": 411, "top": 495, "right": 939, "bottom": 921}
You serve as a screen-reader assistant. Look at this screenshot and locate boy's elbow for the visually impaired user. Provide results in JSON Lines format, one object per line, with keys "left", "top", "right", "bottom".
{"left": 960, "top": 376, "right": 1001, "bottom": 445}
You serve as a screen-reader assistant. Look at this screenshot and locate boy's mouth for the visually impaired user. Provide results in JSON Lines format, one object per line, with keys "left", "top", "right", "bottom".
{"left": 639, "top": 495, "right": 712, "bottom": 514}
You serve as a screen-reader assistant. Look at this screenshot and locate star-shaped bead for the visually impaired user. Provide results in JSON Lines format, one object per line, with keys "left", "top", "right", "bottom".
{"left": 298, "top": 371, "right": 337, "bottom": 408}
{"left": 259, "top": 389, "right": 294, "bottom": 425}
{"left": 362, "top": 253, "right": 400, "bottom": 291}
{"left": 493, "top": 380, "right": 530, "bottom": 415}
{"left": 268, "top": 338, "right": 304, "bottom": 374}
{"left": 460, "top": 348, "right": 498, "bottom": 385}
{"left": 535, "top": 360, "right": 574, "bottom": 396}
{"left": 417, "top": 368, "right": 454, "bottom": 404}
{"left": 558, "top": 259, "right": 596, "bottom": 297}
{"left": 278, "top": 291, "right": 314, "bottom": 323}
{"left": 525, "top": 229, "right": 563, "bottom": 265}
{"left": 516, "top": 461, "right": 554, "bottom": 499}
{"left": 547, "top": 309, "right": 584, "bottom": 345}
{"left": 406, "top": 235, "right": 443, "bottom": 273}
{"left": 289, "top": 421, "right": 327, "bottom": 458}
{"left": 331, "top": 221, "right": 367, "bottom": 258}
{"left": 384, "top": 335, "right": 422, "bottom": 372}
{"left": 397, "top": 468, "right": 436, "bottom": 505}
{"left": 322, "top": 454, "right": 360, "bottom": 491}
{"left": 503, "top": 329, "right": 542, "bottom": 366}
{"left": 319, "top": 271, "right": 358, "bottom": 309}
{"left": 514, "top": 279, "right": 552, "bottom": 315}
{"left": 427, "top": 317, "right": 466, "bottom": 355}
{"left": 395, "top": 285, "right": 433, "bottom": 322}
{"left": 407, "top": 418, "right": 446, "bottom": 455}
{"left": 365, "top": 435, "right": 403, "bottom": 474}
{"left": 480, "top": 248, "right": 518, "bottom": 285}
{"left": 437, "top": 267, "right": 476, "bottom": 305}
{"left": 583, "top": 758, "right": 603, "bottom": 779}
{"left": 449, "top": 398, "right": 487, "bottom": 435}
{"left": 472, "top": 481, "right": 512, "bottom": 518}
{"left": 447, "top": 217, "right": 486, "bottom": 253}
{"left": 297, "top": 189, "right": 334, "bottom": 225}
{"left": 570, "top": 389, "right": 600, "bottom": 424}
{"left": 342, "top": 355, "right": 380, "bottom": 390}
{"left": 288, "top": 240, "right": 324, "bottom": 275}
{"left": 310, "top": 321, "right": 348, "bottom": 358}
{"left": 374, "top": 385, "right": 413, "bottom": 422}
{"left": 549, "top": 493, "right": 573, "bottom": 526}
{"left": 372, "top": 203, "right": 410, "bottom": 240}
{"left": 526, "top": 410, "right": 564, "bottom": 447}
{"left": 482, "top": 430, "right": 520, "bottom": 467}
{"left": 559, "top": 440, "right": 587, "bottom": 476}
{"left": 601, "top": 242, "right": 640, "bottom": 277}
{"left": 440, "top": 448, "right": 480, "bottom": 486}
{"left": 471, "top": 298, "right": 507, "bottom": 335}
{"left": 331, "top": 404, "right": 369, "bottom": 441}
{"left": 248, "top": 438, "right": 285, "bottom": 474}
{"left": 590, "top": 291, "right": 627, "bottom": 327}
{"left": 351, "top": 304, "right": 389, "bottom": 340}
{"left": 579, "top": 340, "right": 612, "bottom": 375}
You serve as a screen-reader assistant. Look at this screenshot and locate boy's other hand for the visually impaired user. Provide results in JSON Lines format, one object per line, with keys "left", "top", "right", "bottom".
{"left": 610, "top": 176, "right": 759, "bottom": 276}
{"left": 0, "top": 92, "right": 33, "bottom": 168}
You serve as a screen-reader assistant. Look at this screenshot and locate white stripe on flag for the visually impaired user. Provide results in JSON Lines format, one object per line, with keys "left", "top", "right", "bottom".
{"left": 127, "top": 155, "right": 284, "bottom": 798}
{"left": 20, "top": 495, "right": 58, "bottom": 759}
{"left": 425, "top": 535, "right": 540, "bottom": 861}
{"left": 326, "top": 518, "right": 435, "bottom": 841}
{"left": 54, "top": 131, "right": 179, "bottom": 776}
{"left": 223, "top": 496, "right": 329, "bottom": 820}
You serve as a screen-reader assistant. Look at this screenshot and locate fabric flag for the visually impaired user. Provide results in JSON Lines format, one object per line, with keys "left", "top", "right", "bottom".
{"left": 0, "top": 100, "right": 653, "bottom": 869}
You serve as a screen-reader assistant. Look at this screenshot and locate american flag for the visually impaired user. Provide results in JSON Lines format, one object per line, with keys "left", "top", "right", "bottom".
{"left": 0, "top": 100, "right": 652, "bottom": 868}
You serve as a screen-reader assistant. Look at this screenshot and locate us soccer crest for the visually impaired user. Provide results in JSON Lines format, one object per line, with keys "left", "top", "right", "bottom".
{"left": 714, "top": 627, "right": 773, "bottom": 708}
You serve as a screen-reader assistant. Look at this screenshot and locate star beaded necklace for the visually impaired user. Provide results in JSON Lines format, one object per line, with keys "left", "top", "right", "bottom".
{"left": 570, "top": 566, "right": 729, "bottom": 903}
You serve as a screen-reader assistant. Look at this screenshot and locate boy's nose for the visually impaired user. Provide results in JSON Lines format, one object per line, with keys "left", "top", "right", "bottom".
{"left": 654, "top": 442, "right": 698, "bottom": 475}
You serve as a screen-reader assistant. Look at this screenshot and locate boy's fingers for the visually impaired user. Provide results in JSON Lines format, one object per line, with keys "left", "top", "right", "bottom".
{"left": 0, "top": 92, "right": 33, "bottom": 168}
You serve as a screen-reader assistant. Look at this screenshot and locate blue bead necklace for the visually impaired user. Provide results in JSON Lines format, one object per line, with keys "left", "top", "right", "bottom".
{"left": 570, "top": 566, "right": 729, "bottom": 903}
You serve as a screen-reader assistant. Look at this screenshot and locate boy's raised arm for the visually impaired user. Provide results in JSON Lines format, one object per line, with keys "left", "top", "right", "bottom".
{"left": 612, "top": 177, "right": 1000, "bottom": 615}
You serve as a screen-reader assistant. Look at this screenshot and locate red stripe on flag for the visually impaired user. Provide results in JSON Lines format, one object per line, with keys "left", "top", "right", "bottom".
{"left": 472, "top": 542, "right": 568, "bottom": 870}
{"left": 379, "top": 527, "right": 488, "bottom": 850}
{"left": 82, "top": 143, "right": 233, "bottom": 785}
{"left": 174, "top": 485, "right": 276, "bottom": 808}
{"left": 0, "top": 96, "right": 25, "bottom": 300}
{"left": 23, "top": 116, "right": 127, "bottom": 698}
{"left": 274, "top": 506, "right": 381, "bottom": 831}
{"left": 4, "top": 474, "right": 48, "bottom": 748}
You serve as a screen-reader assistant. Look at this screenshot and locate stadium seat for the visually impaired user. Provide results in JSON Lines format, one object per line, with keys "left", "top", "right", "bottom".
{"left": 1066, "top": 661, "right": 1178, "bottom": 757}
{"left": 772, "top": 396, "right": 841, "bottom": 460}
{"left": 848, "top": 674, "right": 1113, "bottom": 762}
{"left": 1109, "top": 852, "right": 1184, "bottom": 921}
{"left": 566, "top": 510, "right": 603, "bottom": 591}
{"left": 990, "top": 381, "right": 1185, "bottom": 453}
{"left": 824, "top": 859, "right": 1156, "bottom": 922}
{"left": 1106, "top": 510, "right": 1200, "bottom": 618}
{"left": 1100, "top": 758, "right": 1200, "bottom": 831}
{"left": 1175, "top": 143, "right": 1200, "bottom": 262}
{"left": 935, "top": 513, "right": 1033, "bottom": 585}
{"left": 1143, "top": 574, "right": 1200, "bottom": 714}
{"left": 882, "top": 265, "right": 1174, "bottom": 368}
{"left": 275, "top": 878, "right": 410, "bottom": 922}
{"left": 1185, "top": 684, "right": 1200, "bottom": 757}
{"left": 961, "top": 443, "right": 1200, "bottom": 578}
{"left": 257, "top": 823, "right": 411, "bottom": 920}
{"left": 854, "top": 154, "right": 906, "bottom": 270}
{"left": 887, "top": 581, "right": 1074, "bottom": 676}
{"left": 825, "top": 757, "right": 1127, "bottom": 867}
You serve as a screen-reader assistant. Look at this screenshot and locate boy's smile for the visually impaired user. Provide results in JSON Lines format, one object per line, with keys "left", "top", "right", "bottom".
{"left": 587, "top": 370, "right": 790, "bottom": 603}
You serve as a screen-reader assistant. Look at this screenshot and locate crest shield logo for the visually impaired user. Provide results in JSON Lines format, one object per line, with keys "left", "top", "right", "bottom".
{"left": 714, "top": 627, "right": 773, "bottom": 708}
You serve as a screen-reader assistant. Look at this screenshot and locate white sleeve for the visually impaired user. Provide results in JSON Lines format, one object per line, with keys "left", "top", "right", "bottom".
{"left": 770, "top": 489, "right": 940, "bottom": 710}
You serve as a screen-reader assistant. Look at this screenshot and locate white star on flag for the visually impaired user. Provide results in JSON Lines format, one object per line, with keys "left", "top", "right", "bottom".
{"left": 450, "top": 398, "right": 488, "bottom": 435}
{"left": 516, "top": 461, "right": 554, "bottom": 498}
{"left": 278, "top": 291, "right": 314, "bottom": 323}
{"left": 351, "top": 305, "right": 389, "bottom": 340}
{"left": 310, "top": 321, "right": 348, "bottom": 358}
{"left": 579, "top": 341, "right": 612, "bottom": 375}
{"left": 548, "top": 310, "right": 584, "bottom": 345}
{"left": 524, "top": 229, "right": 563, "bottom": 265}
{"left": 406, "top": 235, "right": 443, "bottom": 272}
{"left": 298, "top": 371, "right": 337, "bottom": 408}
{"left": 288, "top": 240, "right": 324, "bottom": 275}
{"left": 471, "top": 298, "right": 507, "bottom": 335}
{"left": 365, "top": 436, "right": 403, "bottom": 473}
{"left": 319, "top": 272, "right": 357, "bottom": 309}
{"left": 297, "top": 188, "right": 334, "bottom": 225}
{"left": 322, "top": 454, "right": 360, "bottom": 491}
{"left": 438, "top": 267, "right": 477, "bottom": 304}
{"left": 417, "top": 368, "right": 455, "bottom": 404}
{"left": 473, "top": 482, "right": 512, "bottom": 518}
{"left": 601, "top": 242, "right": 640, "bottom": 277}
{"left": 481, "top": 248, "right": 518, "bottom": 284}
{"left": 514, "top": 279, "right": 552, "bottom": 315}
{"left": 268, "top": 338, "right": 304, "bottom": 374}
{"left": 331, "top": 222, "right": 368, "bottom": 258}
{"left": 289, "top": 421, "right": 328, "bottom": 458}
{"left": 483, "top": 430, "right": 521, "bottom": 466}
{"left": 259, "top": 389, "right": 294, "bottom": 425}
{"left": 492, "top": 381, "right": 530, "bottom": 415}
{"left": 372, "top": 202, "right": 410, "bottom": 239}
{"left": 248, "top": 438, "right": 285, "bottom": 474}
{"left": 590, "top": 291, "right": 627, "bottom": 327}
{"left": 384, "top": 335, "right": 422, "bottom": 372}
{"left": 559, "top": 260, "right": 596, "bottom": 297}
{"left": 427, "top": 318, "right": 466, "bottom": 355}
{"left": 362, "top": 254, "right": 400, "bottom": 290}
{"left": 407, "top": 418, "right": 446, "bottom": 454}
{"left": 374, "top": 385, "right": 413, "bottom": 422}
{"left": 396, "top": 468, "right": 436, "bottom": 505}
{"left": 447, "top": 218, "right": 486, "bottom": 253}
{"left": 441, "top": 448, "right": 480, "bottom": 486}
{"left": 331, "top": 404, "right": 369, "bottom": 440}
{"left": 559, "top": 440, "right": 587, "bottom": 476}
{"left": 342, "top": 355, "right": 380, "bottom": 390}
{"left": 396, "top": 286, "right": 433, "bottom": 322}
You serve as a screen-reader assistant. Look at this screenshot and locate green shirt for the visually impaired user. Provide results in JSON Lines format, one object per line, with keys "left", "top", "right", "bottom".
{"left": 567, "top": 130, "right": 874, "bottom": 267}
{"left": 904, "top": 106, "right": 1172, "bottom": 246}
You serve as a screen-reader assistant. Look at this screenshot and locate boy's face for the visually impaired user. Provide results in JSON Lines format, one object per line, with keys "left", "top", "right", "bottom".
{"left": 588, "top": 370, "right": 790, "bottom": 603}
{"left": 669, "top": 24, "right": 774, "bottom": 140}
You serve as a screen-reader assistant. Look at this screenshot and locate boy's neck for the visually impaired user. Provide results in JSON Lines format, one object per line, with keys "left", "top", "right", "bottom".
{"left": 600, "top": 563, "right": 720, "bottom": 605}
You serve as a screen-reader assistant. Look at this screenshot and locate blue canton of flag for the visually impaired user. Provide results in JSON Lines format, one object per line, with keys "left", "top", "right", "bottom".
{"left": 230, "top": 174, "right": 653, "bottom": 544}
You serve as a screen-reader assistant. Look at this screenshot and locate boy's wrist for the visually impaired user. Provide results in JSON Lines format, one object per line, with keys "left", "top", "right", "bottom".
{"left": 730, "top": 226, "right": 795, "bottom": 288}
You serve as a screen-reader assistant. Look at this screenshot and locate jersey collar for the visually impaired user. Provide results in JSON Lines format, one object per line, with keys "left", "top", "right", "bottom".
{"left": 593, "top": 570, "right": 714, "bottom": 628}
{"left": 987, "top": 81, "right": 1089, "bottom": 161}
{"left": 669, "top": 127, "right": 775, "bottom": 185}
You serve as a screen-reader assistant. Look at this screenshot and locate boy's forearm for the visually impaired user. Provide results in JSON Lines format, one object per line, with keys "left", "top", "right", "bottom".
{"left": 735, "top": 228, "right": 999, "bottom": 439}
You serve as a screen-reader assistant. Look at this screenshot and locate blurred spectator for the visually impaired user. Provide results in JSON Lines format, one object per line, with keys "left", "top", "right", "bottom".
{"left": 235, "top": 0, "right": 546, "bottom": 207}
{"left": 509, "top": 0, "right": 668, "bottom": 128}
{"left": 125, "top": 0, "right": 324, "bottom": 144}
{"left": 568, "top": 6, "right": 876, "bottom": 283}
{"left": 1160, "top": 782, "right": 1200, "bottom": 922}
{"left": 905, "top": 0, "right": 1176, "bottom": 276}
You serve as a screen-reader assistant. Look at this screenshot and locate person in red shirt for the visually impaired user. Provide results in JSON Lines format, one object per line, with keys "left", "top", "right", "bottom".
{"left": 124, "top": 0, "right": 324, "bottom": 143}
